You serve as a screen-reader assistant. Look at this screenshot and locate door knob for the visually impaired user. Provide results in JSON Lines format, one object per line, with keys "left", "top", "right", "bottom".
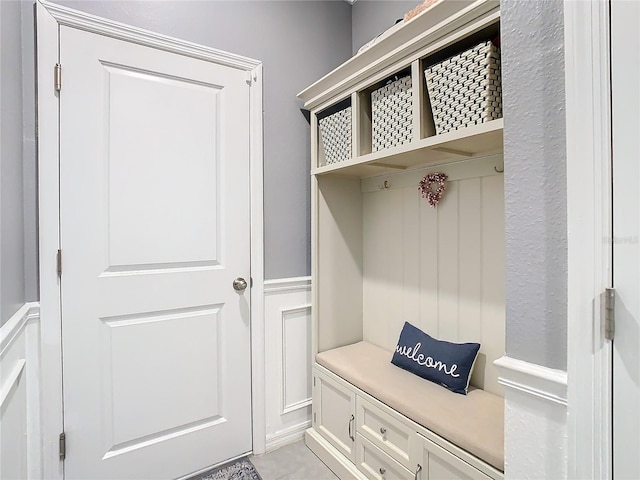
{"left": 233, "top": 278, "right": 248, "bottom": 291}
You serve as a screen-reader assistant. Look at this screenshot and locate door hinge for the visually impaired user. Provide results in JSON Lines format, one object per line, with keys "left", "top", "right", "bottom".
{"left": 57, "top": 249, "right": 62, "bottom": 278}
{"left": 313, "top": 412, "right": 316, "bottom": 424}
{"left": 245, "top": 70, "right": 252, "bottom": 86}
{"left": 313, "top": 377, "right": 316, "bottom": 387}
{"left": 59, "top": 432, "right": 66, "bottom": 460}
{"left": 54, "top": 63, "right": 62, "bottom": 92}
{"left": 604, "top": 287, "right": 615, "bottom": 341}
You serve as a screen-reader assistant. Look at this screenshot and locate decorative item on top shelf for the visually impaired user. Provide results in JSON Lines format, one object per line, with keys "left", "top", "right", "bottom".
{"left": 371, "top": 74, "right": 413, "bottom": 152}
{"left": 425, "top": 39, "right": 502, "bottom": 135}
{"left": 318, "top": 106, "right": 352, "bottom": 165}
{"left": 404, "top": 0, "right": 441, "bottom": 22}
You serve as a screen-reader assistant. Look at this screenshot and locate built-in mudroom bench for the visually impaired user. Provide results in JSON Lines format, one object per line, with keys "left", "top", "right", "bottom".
{"left": 298, "top": 1, "right": 505, "bottom": 479}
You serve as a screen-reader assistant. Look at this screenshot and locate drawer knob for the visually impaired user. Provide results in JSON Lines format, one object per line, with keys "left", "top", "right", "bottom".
{"left": 379, "top": 467, "right": 386, "bottom": 475}
{"left": 379, "top": 427, "right": 387, "bottom": 435}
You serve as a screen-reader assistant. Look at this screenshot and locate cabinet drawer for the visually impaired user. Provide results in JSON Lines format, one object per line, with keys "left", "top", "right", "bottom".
{"left": 356, "top": 396, "right": 414, "bottom": 469}
{"left": 356, "top": 434, "right": 414, "bottom": 480}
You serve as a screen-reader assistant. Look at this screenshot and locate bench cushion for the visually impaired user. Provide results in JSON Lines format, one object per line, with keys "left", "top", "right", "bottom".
{"left": 316, "top": 341, "right": 504, "bottom": 472}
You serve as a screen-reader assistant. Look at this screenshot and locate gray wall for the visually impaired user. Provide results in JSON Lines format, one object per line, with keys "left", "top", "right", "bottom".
{"left": 501, "top": 0, "right": 567, "bottom": 370}
{"left": 1, "top": 0, "right": 26, "bottom": 325}
{"left": 22, "top": 1, "right": 38, "bottom": 303}
{"left": 38, "top": 0, "right": 353, "bottom": 281}
{"left": 6, "top": 0, "right": 570, "bottom": 369}
{"left": 351, "top": 0, "right": 418, "bottom": 55}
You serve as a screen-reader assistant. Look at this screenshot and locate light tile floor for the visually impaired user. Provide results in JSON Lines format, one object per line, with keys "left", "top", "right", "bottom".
{"left": 250, "top": 440, "right": 338, "bottom": 480}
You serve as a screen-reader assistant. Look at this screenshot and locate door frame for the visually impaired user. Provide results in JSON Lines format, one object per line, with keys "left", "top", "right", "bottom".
{"left": 36, "top": 2, "right": 266, "bottom": 479}
{"left": 564, "top": 1, "right": 613, "bottom": 478}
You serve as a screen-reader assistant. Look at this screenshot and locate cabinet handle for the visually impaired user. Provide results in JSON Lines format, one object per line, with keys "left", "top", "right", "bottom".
{"left": 348, "top": 414, "right": 355, "bottom": 441}
{"left": 414, "top": 464, "right": 422, "bottom": 480}
{"left": 379, "top": 426, "right": 387, "bottom": 435}
{"left": 379, "top": 467, "right": 386, "bottom": 475}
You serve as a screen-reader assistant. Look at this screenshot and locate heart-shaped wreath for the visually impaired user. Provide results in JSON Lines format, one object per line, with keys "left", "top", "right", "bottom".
{"left": 418, "top": 172, "right": 448, "bottom": 208}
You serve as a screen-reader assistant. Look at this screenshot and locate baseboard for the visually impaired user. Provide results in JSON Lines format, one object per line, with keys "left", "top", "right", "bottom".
{"left": 265, "top": 420, "right": 311, "bottom": 452}
{"left": 305, "top": 429, "right": 366, "bottom": 480}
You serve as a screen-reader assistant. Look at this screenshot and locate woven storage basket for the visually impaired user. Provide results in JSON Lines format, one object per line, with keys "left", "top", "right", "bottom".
{"left": 371, "top": 75, "right": 413, "bottom": 152}
{"left": 318, "top": 106, "right": 352, "bottom": 165}
{"left": 425, "top": 40, "right": 502, "bottom": 135}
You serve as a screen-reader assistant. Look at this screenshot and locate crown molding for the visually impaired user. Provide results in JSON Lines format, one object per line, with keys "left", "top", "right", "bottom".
{"left": 38, "top": 0, "right": 261, "bottom": 71}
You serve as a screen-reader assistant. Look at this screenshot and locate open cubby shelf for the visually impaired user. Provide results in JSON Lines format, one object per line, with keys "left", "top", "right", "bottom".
{"left": 303, "top": 0, "right": 502, "bottom": 180}
{"left": 312, "top": 118, "right": 503, "bottom": 177}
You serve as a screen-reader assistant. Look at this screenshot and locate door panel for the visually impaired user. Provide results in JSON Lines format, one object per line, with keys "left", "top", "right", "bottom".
{"left": 60, "top": 25, "right": 252, "bottom": 480}
{"left": 104, "top": 63, "right": 221, "bottom": 268}
{"left": 612, "top": 1, "right": 640, "bottom": 478}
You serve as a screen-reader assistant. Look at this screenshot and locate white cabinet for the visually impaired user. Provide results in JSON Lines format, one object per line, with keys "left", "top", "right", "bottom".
{"left": 300, "top": 1, "right": 505, "bottom": 479}
{"left": 313, "top": 370, "right": 356, "bottom": 462}
{"left": 312, "top": 368, "right": 502, "bottom": 480}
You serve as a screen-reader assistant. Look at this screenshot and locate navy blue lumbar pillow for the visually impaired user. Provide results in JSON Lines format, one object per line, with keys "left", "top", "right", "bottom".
{"left": 391, "top": 322, "right": 480, "bottom": 395}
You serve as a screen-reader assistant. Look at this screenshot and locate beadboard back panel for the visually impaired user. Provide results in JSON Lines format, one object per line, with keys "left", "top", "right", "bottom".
{"left": 362, "top": 161, "right": 505, "bottom": 396}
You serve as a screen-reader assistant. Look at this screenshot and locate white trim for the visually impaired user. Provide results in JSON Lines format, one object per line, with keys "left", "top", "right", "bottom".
{"left": 36, "top": 0, "right": 266, "bottom": 471}
{"left": 0, "top": 359, "right": 26, "bottom": 409}
{"left": 280, "top": 305, "right": 312, "bottom": 415}
{"left": 264, "top": 276, "right": 312, "bottom": 294}
{"left": 38, "top": 0, "right": 260, "bottom": 71}
{"left": 564, "top": 1, "right": 613, "bottom": 479}
{"left": 0, "top": 303, "right": 39, "bottom": 356}
{"left": 281, "top": 398, "right": 312, "bottom": 416}
{"left": 250, "top": 63, "right": 266, "bottom": 456}
{"left": 25, "top": 310, "right": 44, "bottom": 480}
{"left": 494, "top": 356, "right": 567, "bottom": 406}
{"left": 0, "top": 302, "right": 42, "bottom": 478}
{"left": 265, "top": 420, "right": 312, "bottom": 453}
{"left": 35, "top": 4, "right": 63, "bottom": 479}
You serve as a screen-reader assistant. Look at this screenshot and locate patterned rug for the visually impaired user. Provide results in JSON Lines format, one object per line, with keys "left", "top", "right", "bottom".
{"left": 190, "top": 459, "right": 262, "bottom": 480}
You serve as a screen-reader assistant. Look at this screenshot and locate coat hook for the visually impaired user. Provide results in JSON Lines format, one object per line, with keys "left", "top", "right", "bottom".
{"left": 494, "top": 165, "right": 504, "bottom": 173}
{"left": 378, "top": 180, "right": 391, "bottom": 190}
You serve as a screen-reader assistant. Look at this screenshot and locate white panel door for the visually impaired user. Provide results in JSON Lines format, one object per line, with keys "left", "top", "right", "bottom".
{"left": 612, "top": 1, "right": 640, "bottom": 478}
{"left": 59, "top": 25, "right": 252, "bottom": 480}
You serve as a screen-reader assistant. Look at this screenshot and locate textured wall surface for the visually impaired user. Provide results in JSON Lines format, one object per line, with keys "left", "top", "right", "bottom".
{"left": 501, "top": 0, "right": 567, "bottom": 369}
{"left": 351, "top": 0, "right": 419, "bottom": 55}
{"left": 33, "top": 0, "right": 353, "bottom": 281}
{"left": 0, "top": 0, "right": 26, "bottom": 326}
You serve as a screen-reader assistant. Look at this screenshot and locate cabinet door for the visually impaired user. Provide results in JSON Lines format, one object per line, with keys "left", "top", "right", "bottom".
{"left": 414, "top": 434, "right": 491, "bottom": 480}
{"left": 313, "top": 369, "right": 356, "bottom": 461}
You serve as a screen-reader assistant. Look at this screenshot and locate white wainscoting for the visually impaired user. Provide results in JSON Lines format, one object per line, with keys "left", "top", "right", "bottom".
{"left": 494, "top": 356, "right": 568, "bottom": 479}
{"left": 0, "top": 303, "right": 41, "bottom": 480}
{"left": 264, "top": 277, "right": 312, "bottom": 451}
